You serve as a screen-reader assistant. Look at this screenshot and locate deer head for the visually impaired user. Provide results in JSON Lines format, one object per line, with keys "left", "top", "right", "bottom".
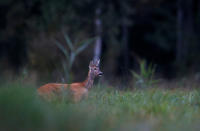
{"left": 89, "top": 59, "right": 103, "bottom": 77}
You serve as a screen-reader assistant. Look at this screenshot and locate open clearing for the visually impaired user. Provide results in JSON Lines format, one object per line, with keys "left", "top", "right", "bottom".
{"left": 0, "top": 83, "right": 200, "bottom": 131}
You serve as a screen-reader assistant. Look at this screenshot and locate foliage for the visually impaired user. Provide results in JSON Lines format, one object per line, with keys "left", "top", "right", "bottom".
{"left": 1, "top": 0, "right": 200, "bottom": 83}
{"left": 131, "top": 60, "right": 158, "bottom": 88}
{"left": 1, "top": 83, "right": 200, "bottom": 130}
{"left": 144, "top": 3, "right": 176, "bottom": 51}
{"left": 55, "top": 32, "right": 95, "bottom": 82}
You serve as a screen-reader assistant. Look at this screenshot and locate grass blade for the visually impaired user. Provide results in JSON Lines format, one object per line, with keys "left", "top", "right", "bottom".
{"left": 54, "top": 40, "right": 69, "bottom": 59}
{"left": 75, "top": 37, "right": 96, "bottom": 55}
{"left": 63, "top": 32, "right": 74, "bottom": 51}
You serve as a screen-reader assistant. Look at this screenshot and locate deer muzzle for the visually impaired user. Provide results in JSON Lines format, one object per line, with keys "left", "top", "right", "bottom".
{"left": 98, "top": 71, "right": 103, "bottom": 76}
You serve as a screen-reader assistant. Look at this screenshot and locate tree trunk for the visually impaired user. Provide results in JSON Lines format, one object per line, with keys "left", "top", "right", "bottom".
{"left": 198, "top": 0, "right": 200, "bottom": 32}
{"left": 176, "top": 0, "right": 194, "bottom": 67}
{"left": 176, "top": 0, "right": 184, "bottom": 64}
{"left": 184, "top": 0, "right": 194, "bottom": 59}
{"left": 122, "top": 19, "right": 129, "bottom": 70}
{"left": 94, "top": 7, "right": 102, "bottom": 60}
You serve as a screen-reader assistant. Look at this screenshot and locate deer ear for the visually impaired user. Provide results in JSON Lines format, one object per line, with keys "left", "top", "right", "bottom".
{"left": 96, "top": 59, "right": 100, "bottom": 66}
{"left": 89, "top": 60, "right": 93, "bottom": 67}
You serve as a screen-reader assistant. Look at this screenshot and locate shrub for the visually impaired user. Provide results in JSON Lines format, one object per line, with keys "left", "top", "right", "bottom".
{"left": 131, "top": 60, "right": 159, "bottom": 88}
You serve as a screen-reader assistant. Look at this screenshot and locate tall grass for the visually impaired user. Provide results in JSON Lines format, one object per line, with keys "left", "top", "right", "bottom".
{"left": 0, "top": 83, "right": 200, "bottom": 130}
{"left": 131, "top": 60, "right": 159, "bottom": 88}
{"left": 55, "top": 33, "right": 95, "bottom": 82}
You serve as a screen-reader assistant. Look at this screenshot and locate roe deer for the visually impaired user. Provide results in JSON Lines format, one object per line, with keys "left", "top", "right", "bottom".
{"left": 37, "top": 59, "right": 103, "bottom": 102}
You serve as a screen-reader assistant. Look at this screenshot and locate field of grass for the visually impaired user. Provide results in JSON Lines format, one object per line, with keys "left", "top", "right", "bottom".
{"left": 0, "top": 83, "right": 200, "bottom": 131}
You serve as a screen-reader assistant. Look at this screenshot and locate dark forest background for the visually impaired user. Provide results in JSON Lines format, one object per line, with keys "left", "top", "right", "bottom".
{"left": 0, "top": 0, "right": 200, "bottom": 86}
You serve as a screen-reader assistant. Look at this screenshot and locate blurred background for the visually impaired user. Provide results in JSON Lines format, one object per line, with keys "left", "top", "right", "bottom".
{"left": 0, "top": 0, "right": 200, "bottom": 87}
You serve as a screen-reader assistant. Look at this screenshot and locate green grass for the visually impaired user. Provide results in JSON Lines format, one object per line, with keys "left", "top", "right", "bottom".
{"left": 0, "top": 83, "right": 200, "bottom": 131}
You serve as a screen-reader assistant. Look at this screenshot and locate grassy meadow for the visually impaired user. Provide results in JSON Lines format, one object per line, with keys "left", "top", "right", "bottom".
{"left": 0, "top": 82, "right": 200, "bottom": 131}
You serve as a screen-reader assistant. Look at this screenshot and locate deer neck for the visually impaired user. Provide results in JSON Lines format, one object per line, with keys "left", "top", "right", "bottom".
{"left": 84, "top": 71, "right": 95, "bottom": 89}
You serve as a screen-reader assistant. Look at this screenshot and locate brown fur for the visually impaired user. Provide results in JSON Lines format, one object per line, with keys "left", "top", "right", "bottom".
{"left": 37, "top": 59, "right": 102, "bottom": 102}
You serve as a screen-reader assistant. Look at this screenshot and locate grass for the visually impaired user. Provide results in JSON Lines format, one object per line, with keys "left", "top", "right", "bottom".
{"left": 0, "top": 83, "right": 200, "bottom": 131}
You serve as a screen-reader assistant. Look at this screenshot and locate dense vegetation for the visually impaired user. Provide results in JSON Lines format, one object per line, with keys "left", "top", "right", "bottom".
{"left": 1, "top": 0, "right": 200, "bottom": 82}
{"left": 1, "top": 82, "right": 200, "bottom": 130}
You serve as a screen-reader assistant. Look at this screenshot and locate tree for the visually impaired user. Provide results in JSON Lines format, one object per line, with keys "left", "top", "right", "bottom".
{"left": 176, "top": 0, "right": 195, "bottom": 68}
{"left": 94, "top": 6, "right": 102, "bottom": 60}
{"left": 176, "top": 0, "right": 184, "bottom": 64}
{"left": 118, "top": 0, "right": 134, "bottom": 71}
